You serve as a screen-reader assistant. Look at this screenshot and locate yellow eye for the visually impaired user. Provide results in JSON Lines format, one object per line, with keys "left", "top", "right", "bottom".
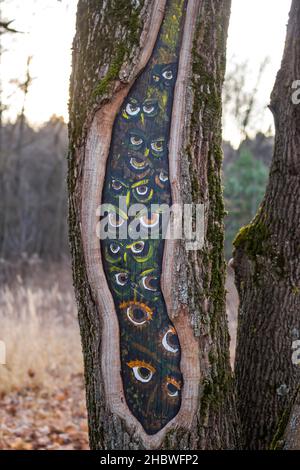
{"left": 165, "top": 377, "right": 181, "bottom": 397}
{"left": 120, "top": 300, "right": 153, "bottom": 326}
{"left": 127, "top": 360, "right": 156, "bottom": 383}
{"left": 130, "top": 135, "right": 143, "bottom": 146}
{"left": 163, "top": 70, "right": 173, "bottom": 80}
{"left": 115, "top": 272, "right": 128, "bottom": 286}
{"left": 130, "top": 157, "right": 147, "bottom": 170}
{"left": 153, "top": 74, "right": 160, "bottom": 82}
{"left": 131, "top": 241, "right": 145, "bottom": 254}
{"left": 108, "top": 213, "right": 125, "bottom": 228}
{"left": 162, "top": 327, "right": 179, "bottom": 353}
{"left": 140, "top": 213, "right": 159, "bottom": 228}
{"left": 151, "top": 140, "right": 164, "bottom": 153}
{"left": 111, "top": 179, "right": 123, "bottom": 191}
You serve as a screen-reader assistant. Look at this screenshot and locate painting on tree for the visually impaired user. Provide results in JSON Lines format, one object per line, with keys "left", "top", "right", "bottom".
{"left": 100, "top": 0, "right": 186, "bottom": 435}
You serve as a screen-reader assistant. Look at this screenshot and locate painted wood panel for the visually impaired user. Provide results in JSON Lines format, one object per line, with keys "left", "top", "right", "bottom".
{"left": 100, "top": 0, "right": 186, "bottom": 435}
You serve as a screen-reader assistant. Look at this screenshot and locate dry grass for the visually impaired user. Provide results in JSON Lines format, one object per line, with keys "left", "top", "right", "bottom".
{"left": 0, "top": 260, "right": 238, "bottom": 392}
{"left": 0, "top": 263, "right": 83, "bottom": 394}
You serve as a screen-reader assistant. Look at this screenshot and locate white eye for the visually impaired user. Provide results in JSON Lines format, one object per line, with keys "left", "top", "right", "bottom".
{"left": 143, "top": 104, "right": 155, "bottom": 114}
{"left": 121, "top": 301, "right": 153, "bottom": 326}
{"left": 159, "top": 171, "right": 168, "bottom": 182}
{"left": 140, "top": 213, "right": 159, "bottom": 228}
{"left": 130, "top": 135, "right": 143, "bottom": 146}
{"left": 132, "top": 366, "right": 153, "bottom": 383}
{"left": 108, "top": 213, "right": 125, "bottom": 228}
{"left": 131, "top": 241, "right": 144, "bottom": 254}
{"left": 151, "top": 140, "right": 164, "bottom": 153}
{"left": 110, "top": 243, "right": 120, "bottom": 254}
{"left": 136, "top": 185, "right": 148, "bottom": 196}
{"left": 126, "top": 102, "right": 140, "bottom": 116}
{"left": 112, "top": 179, "right": 123, "bottom": 191}
{"left": 126, "top": 305, "right": 149, "bottom": 325}
{"left": 142, "top": 275, "right": 158, "bottom": 292}
{"left": 115, "top": 273, "right": 128, "bottom": 286}
{"left": 162, "top": 328, "right": 179, "bottom": 353}
{"left": 166, "top": 382, "right": 179, "bottom": 396}
{"left": 163, "top": 70, "right": 173, "bottom": 80}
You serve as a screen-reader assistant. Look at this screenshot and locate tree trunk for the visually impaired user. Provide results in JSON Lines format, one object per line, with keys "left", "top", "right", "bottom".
{"left": 282, "top": 387, "right": 300, "bottom": 450}
{"left": 233, "top": 0, "right": 300, "bottom": 450}
{"left": 68, "top": 0, "right": 237, "bottom": 450}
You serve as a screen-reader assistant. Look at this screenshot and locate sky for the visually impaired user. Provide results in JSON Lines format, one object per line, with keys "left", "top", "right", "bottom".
{"left": 0, "top": 0, "right": 292, "bottom": 146}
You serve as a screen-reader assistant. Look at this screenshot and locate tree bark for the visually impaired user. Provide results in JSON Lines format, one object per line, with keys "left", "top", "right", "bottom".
{"left": 233, "top": 0, "right": 300, "bottom": 450}
{"left": 68, "top": 0, "right": 237, "bottom": 450}
{"left": 283, "top": 387, "right": 300, "bottom": 450}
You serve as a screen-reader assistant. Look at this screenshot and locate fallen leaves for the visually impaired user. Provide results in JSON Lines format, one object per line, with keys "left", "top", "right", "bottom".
{"left": 0, "top": 373, "right": 89, "bottom": 450}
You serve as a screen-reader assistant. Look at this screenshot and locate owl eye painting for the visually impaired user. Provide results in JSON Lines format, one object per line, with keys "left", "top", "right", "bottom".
{"left": 151, "top": 63, "right": 177, "bottom": 90}
{"left": 103, "top": 239, "right": 155, "bottom": 266}
{"left": 107, "top": 264, "right": 161, "bottom": 301}
{"left": 124, "top": 130, "right": 167, "bottom": 160}
{"left": 122, "top": 98, "right": 159, "bottom": 121}
{"left": 100, "top": 0, "right": 186, "bottom": 435}
{"left": 108, "top": 172, "right": 170, "bottom": 206}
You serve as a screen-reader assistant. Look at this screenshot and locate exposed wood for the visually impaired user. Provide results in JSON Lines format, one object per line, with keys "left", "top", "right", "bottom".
{"left": 161, "top": 0, "right": 201, "bottom": 436}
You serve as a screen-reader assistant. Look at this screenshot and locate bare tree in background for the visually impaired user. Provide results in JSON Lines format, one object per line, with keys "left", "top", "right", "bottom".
{"left": 223, "top": 56, "right": 270, "bottom": 142}
{"left": 0, "top": 117, "right": 69, "bottom": 266}
{"left": 0, "top": 1, "right": 21, "bottom": 153}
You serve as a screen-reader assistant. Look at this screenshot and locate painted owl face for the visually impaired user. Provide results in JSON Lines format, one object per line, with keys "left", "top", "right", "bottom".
{"left": 109, "top": 177, "right": 154, "bottom": 205}
{"left": 118, "top": 296, "right": 182, "bottom": 435}
{"left": 123, "top": 129, "right": 166, "bottom": 161}
{"left": 122, "top": 346, "right": 182, "bottom": 435}
{"left": 107, "top": 265, "right": 161, "bottom": 301}
{"left": 128, "top": 206, "right": 170, "bottom": 241}
{"left": 103, "top": 239, "right": 159, "bottom": 266}
{"left": 100, "top": 205, "right": 170, "bottom": 241}
{"left": 107, "top": 170, "right": 170, "bottom": 206}
{"left": 122, "top": 98, "right": 159, "bottom": 122}
{"left": 151, "top": 63, "right": 177, "bottom": 90}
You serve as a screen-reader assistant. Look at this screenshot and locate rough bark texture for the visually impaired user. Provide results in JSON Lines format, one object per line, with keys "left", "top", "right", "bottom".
{"left": 68, "top": 0, "right": 238, "bottom": 450}
{"left": 233, "top": 0, "right": 300, "bottom": 450}
{"left": 283, "top": 387, "right": 300, "bottom": 450}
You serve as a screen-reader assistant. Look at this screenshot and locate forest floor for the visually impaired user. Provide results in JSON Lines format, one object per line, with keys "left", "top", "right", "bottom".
{"left": 0, "top": 259, "right": 238, "bottom": 450}
{"left": 0, "top": 260, "right": 88, "bottom": 450}
{"left": 0, "top": 373, "right": 88, "bottom": 450}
